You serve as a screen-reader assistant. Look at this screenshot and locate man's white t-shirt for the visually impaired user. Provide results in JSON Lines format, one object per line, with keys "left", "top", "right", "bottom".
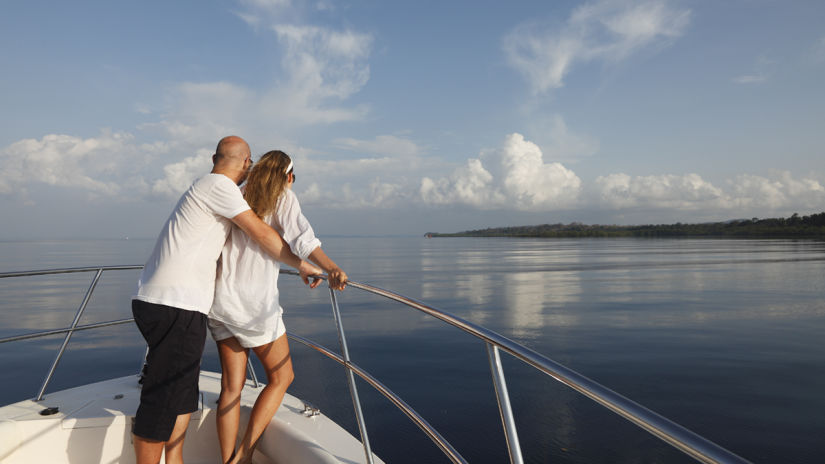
{"left": 134, "top": 174, "right": 251, "bottom": 314}
{"left": 210, "top": 188, "right": 321, "bottom": 328}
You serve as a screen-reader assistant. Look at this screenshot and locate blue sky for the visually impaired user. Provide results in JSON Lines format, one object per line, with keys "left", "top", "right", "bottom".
{"left": 1, "top": 0, "right": 824, "bottom": 238}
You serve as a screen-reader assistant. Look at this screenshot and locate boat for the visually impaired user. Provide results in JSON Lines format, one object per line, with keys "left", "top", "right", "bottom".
{"left": 0, "top": 265, "right": 753, "bottom": 463}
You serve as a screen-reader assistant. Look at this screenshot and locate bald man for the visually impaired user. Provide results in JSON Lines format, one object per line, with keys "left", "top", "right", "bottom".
{"left": 131, "top": 136, "right": 322, "bottom": 464}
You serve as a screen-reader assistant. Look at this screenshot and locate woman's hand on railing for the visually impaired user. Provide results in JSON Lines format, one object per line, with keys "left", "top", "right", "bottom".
{"left": 327, "top": 267, "right": 348, "bottom": 291}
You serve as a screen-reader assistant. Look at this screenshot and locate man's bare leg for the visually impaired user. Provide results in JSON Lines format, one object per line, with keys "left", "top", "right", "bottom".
{"left": 133, "top": 412, "right": 191, "bottom": 464}
{"left": 134, "top": 435, "right": 164, "bottom": 464}
{"left": 164, "top": 413, "right": 193, "bottom": 464}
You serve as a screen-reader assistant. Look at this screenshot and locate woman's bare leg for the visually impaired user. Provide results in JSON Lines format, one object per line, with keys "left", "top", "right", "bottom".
{"left": 230, "top": 334, "right": 294, "bottom": 464}
{"left": 216, "top": 337, "right": 249, "bottom": 464}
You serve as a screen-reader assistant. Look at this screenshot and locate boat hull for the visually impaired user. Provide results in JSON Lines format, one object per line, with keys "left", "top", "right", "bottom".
{"left": 0, "top": 371, "right": 380, "bottom": 464}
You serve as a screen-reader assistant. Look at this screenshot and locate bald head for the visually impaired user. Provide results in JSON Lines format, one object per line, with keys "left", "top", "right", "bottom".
{"left": 215, "top": 135, "right": 250, "bottom": 162}
{"left": 212, "top": 135, "right": 253, "bottom": 184}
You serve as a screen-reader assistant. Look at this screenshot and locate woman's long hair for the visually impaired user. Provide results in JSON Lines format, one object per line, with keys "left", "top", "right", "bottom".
{"left": 243, "top": 150, "right": 292, "bottom": 219}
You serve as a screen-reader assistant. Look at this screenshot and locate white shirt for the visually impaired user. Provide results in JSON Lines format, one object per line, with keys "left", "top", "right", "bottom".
{"left": 210, "top": 188, "right": 321, "bottom": 328}
{"left": 134, "top": 174, "right": 251, "bottom": 314}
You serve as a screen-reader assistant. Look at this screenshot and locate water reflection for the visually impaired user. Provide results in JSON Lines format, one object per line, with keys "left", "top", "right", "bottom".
{"left": 501, "top": 270, "right": 583, "bottom": 338}
{"left": 2, "top": 237, "right": 825, "bottom": 463}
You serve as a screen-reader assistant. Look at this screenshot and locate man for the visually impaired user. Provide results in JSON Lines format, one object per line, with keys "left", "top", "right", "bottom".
{"left": 131, "top": 136, "right": 334, "bottom": 464}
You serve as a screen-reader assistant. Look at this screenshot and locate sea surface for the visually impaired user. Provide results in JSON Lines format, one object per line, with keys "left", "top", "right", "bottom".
{"left": 1, "top": 237, "right": 823, "bottom": 463}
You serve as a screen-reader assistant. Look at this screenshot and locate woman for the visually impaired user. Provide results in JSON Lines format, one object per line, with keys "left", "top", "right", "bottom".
{"left": 209, "top": 150, "right": 347, "bottom": 464}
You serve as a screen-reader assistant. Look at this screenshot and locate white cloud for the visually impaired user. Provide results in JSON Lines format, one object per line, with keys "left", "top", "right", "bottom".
{"left": 421, "top": 133, "right": 582, "bottom": 210}
{"left": 531, "top": 115, "right": 600, "bottom": 162}
{"left": 732, "top": 74, "right": 767, "bottom": 84}
{"left": 333, "top": 135, "right": 420, "bottom": 157}
{"left": 296, "top": 158, "right": 418, "bottom": 208}
{"left": 503, "top": 0, "right": 690, "bottom": 93}
{"left": 732, "top": 55, "right": 772, "bottom": 84}
{"left": 595, "top": 173, "right": 724, "bottom": 209}
{"left": 811, "top": 35, "right": 825, "bottom": 64}
{"left": 0, "top": 130, "right": 224, "bottom": 202}
{"left": 5, "top": 129, "right": 822, "bottom": 221}
{"left": 726, "top": 172, "right": 825, "bottom": 211}
{"left": 0, "top": 1, "right": 377, "bottom": 208}
{"left": 421, "top": 158, "right": 501, "bottom": 208}
{"left": 153, "top": 82, "right": 253, "bottom": 145}
{"left": 151, "top": 149, "right": 214, "bottom": 198}
{"left": 0, "top": 131, "right": 163, "bottom": 198}
{"left": 154, "top": 7, "right": 373, "bottom": 145}
{"left": 593, "top": 171, "right": 825, "bottom": 216}
{"left": 272, "top": 24, "right": 372, "bottom": 101}
{"left": 238, "top": 0, "right": 290, "bottom": 9}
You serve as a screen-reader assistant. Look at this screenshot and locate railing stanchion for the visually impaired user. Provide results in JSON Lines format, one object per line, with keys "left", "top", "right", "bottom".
{"left": 329, "top": 287, "right": 375, "bottom": 464}
{"left": 487, "top": 343, "right": 524, "bottom": 464}
{"left": 247, "top": 357, "right": 260, "bottom": 388}
{"left": 36, "top": 268, "right": 104, "bottom": 401}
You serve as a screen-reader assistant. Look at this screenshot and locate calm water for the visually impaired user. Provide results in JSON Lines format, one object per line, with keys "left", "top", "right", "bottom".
{"left": 1, "top": 237, "right": 824, "bottom": 463}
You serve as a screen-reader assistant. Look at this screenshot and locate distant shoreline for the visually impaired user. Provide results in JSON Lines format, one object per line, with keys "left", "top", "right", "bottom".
{"left": 427, "top": 212, "right": 825, "bottom": 239}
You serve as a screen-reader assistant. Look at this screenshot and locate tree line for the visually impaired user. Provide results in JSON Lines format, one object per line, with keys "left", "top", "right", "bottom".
{"left": 427, "top": 212, "right": 825, "bottom": 238}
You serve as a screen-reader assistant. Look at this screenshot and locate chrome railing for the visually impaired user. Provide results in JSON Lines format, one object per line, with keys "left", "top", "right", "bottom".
{"left": 0, "top": 266, "right": 753, "bottom": 464}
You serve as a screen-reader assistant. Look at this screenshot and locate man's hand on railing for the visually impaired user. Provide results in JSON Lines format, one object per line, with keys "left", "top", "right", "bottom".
{"left": 298, "top": 260, "right": 323, "bottom": 288}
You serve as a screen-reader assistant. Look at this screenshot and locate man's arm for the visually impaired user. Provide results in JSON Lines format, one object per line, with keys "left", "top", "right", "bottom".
{"left": 308, "top": 247, "right": 348, "bottom": 291}
{"left": 232, "top": 210, "right": 322, "bottom": 287}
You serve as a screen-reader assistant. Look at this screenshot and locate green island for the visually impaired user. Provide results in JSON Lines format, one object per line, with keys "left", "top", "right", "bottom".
{"left": 427, "top": 212, "right": 825, "bottom": 238}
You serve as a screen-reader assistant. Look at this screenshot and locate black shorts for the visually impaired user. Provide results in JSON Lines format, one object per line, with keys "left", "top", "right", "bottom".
{"left": 131, "top": 299, "right": 207, "bottom": 441}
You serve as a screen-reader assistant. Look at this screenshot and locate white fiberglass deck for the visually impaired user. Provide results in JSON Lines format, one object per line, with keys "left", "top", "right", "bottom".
{"left": 0, "top": 371, "right": 380, "bottom": 464}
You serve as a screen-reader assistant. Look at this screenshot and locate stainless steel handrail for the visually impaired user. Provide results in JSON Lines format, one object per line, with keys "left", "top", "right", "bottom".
{"left": 0, "top": 266, "right": 753, "bottom": 464}
{"left": 0, "top": 265, "right": 144, "bottom": 278}
{"left": 0, "top": 318, "right": 134, "bottom": 344}
{"left": 0, "top": 266, "right": 264, "bottom": 395}
{"left": 280, "top": 269, "right": 753, "bottom": 464}
{"left": 0, "top": 266, "right": 462, "bottom": 462}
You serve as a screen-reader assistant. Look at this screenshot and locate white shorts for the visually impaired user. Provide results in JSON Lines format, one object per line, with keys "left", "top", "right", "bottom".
{"left": 208, "top": 315, "right": 286, "bottom": 349}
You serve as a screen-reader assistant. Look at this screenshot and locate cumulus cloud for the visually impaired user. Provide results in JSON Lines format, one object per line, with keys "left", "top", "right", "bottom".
{"left": 4, "top": 129, "right": 823, "bottom": 223}
{"left": 726, "top": 172, "right": 825, "bottom": 211}
{"left": 0, "top": 129, "right": 228, "bottom": 203}
{"left": 421, "top": 133, "right": 582, "bottom": 210}
{"left": 593, "top": 171, "right": 825, "bottom": 216}
{"left": 421, "top": 159, "right": 501, "bottom": 208}
{"left": 503, "top": 0, "right": 690, "bottom": 93}
{"left": 595, "top": 173, "right": 724, "bottom": 209}
{"left": 150, "top": 149, "right": 214, "bottom": 197}
{"left": 0, "top": 131, "right": 167, "bottom": 198}
{"left": 293, "top": 153, "right": 420, "bottom": 208}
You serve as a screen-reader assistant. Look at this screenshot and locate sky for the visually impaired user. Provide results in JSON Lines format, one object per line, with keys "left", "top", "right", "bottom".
{"left": 1, "top": 0, "right": 824, "bottom": 239}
